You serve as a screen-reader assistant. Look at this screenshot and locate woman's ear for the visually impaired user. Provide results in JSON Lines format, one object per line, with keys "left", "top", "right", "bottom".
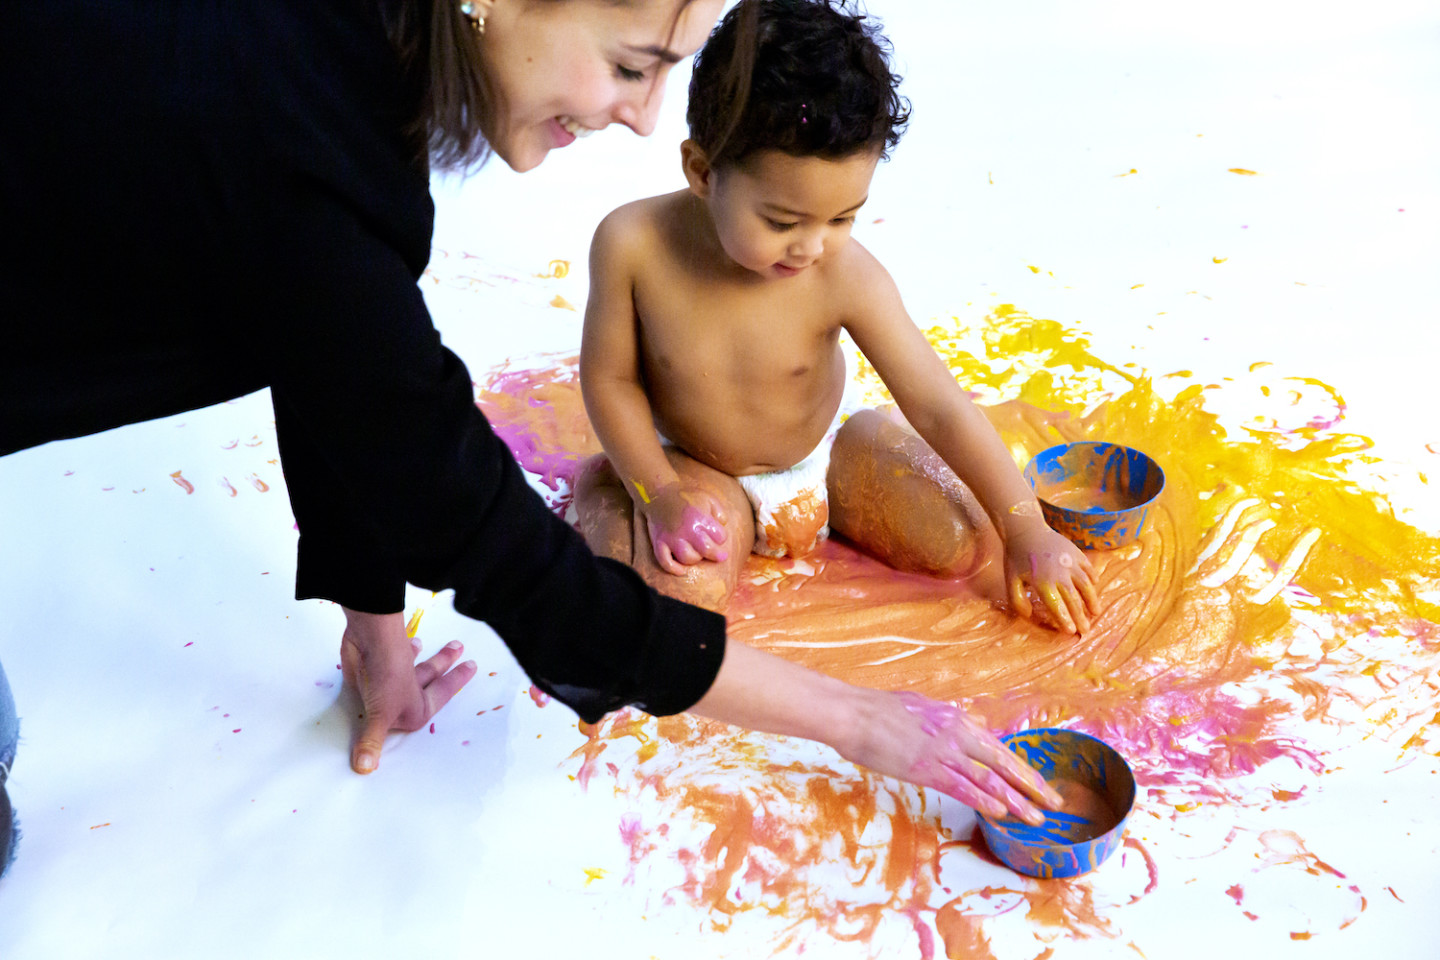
{"left": 680, "top": 140, "right": 714, "bottom": 198}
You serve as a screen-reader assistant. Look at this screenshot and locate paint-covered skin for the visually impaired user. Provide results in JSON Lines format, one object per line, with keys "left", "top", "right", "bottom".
{"left": 636, "top": 483, "right": 731, "bottom": 571}
{"left": 895, "top": 692, "right": 1062, "bottom": 826}
{"left": 575, "top": 450, "right": 753, "bottom": 613}
{"left": 828, "top": 408, "right": 989, "bottom": 577}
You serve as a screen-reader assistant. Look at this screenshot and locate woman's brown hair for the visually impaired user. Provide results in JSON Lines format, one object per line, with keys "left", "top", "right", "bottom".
{"left": 386, "top": 0, "right": 736, "bottom": 172}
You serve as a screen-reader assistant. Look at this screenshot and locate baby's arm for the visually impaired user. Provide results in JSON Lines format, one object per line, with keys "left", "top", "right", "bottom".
{"left": 842, "top": 253, "right": 1098, "bottom": 633}
{"left": 580, "top": 210, "right": 729, "bottom": 574}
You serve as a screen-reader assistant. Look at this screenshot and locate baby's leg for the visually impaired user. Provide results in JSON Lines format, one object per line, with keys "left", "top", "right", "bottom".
{"left": 574, "top": 451, "right": 754, "bottom": 613}
{"left": 826, "top": 408, "right": 989, "bottom": 577}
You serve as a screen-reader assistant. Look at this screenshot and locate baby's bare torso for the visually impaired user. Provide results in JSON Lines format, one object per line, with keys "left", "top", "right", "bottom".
{"left": 633, "top": 193, "right": 852, "bottom": 477}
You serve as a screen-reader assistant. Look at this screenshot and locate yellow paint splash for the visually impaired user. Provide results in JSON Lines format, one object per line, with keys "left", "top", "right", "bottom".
{"left": 549, "top": 294, "right": 576, "bottom": 311}
{"left": 1228, "top": 168, "right": 1259, "bottom": 176}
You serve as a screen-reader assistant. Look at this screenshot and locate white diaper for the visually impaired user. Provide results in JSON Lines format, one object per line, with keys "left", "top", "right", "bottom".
{"left": 736, "top": 353, "right": 865, "bottom": 559}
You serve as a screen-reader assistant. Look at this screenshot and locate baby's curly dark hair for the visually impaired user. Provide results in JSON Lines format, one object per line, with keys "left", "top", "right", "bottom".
{"left": 687, "top": 0, "right": 910, "bottom": 170}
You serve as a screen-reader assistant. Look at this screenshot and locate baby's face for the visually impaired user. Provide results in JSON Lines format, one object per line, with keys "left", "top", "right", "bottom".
{"left": 706, "top": 148, "right": 880, "bottom": 280}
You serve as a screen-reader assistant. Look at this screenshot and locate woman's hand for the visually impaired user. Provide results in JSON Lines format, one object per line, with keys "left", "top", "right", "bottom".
{"left": 637, "top": 482, "right": 730, "bottom": 575}
{"left": 339, "top": 607, "right": 476, "bottom": 774}
{"left": 839, "top": 689, "right": 1061, "bottom": 825}
{"left": 1002, "top": 520, "right": 1099, "bottom": 635}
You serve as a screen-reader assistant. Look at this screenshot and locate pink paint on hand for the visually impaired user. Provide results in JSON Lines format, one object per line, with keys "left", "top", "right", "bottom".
{"left": 650, "top": 505, "right": 729, "bottom": 563}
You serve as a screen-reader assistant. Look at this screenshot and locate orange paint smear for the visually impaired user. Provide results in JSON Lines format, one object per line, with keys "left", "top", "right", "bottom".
{"left": 480, "top": 305, "right": 1440, "bottom": 956}
{"left": 169, "top": 470, "right": 194, "bottom": 495}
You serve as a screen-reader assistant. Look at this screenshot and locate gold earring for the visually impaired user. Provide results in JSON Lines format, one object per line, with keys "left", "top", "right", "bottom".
{"left": 459, "top": 2, "right": 485, "bottom": 35}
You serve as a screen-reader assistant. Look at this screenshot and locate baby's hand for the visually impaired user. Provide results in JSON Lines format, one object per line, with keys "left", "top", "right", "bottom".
{"left": 1004, "top": 523, "right": 1099, "bottom": 635}
{"left": 841, "top": 690, "right": 1061, "bottom": 824}
{"left": 638, "top": 483, "right": 730, "bottom": 576}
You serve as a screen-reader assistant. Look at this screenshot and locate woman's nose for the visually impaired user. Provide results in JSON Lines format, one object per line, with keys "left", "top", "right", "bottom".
{"left": 614, "top": 85, "right": 664, "bottom": 137}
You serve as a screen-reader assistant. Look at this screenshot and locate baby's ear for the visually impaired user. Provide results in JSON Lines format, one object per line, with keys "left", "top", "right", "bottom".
{"left": 680, "top": 140, "right": 714, "bottom": 198}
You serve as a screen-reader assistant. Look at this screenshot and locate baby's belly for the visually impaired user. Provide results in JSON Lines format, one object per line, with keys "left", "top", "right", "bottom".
{"left": 653, "top": 395, "right": 837, "bottom": 476}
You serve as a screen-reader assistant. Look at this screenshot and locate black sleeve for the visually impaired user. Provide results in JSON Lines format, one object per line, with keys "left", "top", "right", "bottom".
{"left": 258, "top": 190, "right": 725, "bottom": 722}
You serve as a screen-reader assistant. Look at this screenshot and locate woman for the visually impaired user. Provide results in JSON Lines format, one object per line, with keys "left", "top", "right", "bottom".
{"left": 0, "top": 0, "right": 1057, "bottom": 879}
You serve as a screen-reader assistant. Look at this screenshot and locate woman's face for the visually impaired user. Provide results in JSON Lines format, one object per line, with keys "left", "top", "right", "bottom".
{"left": 479, "top": 0, "right": 725, "bottom": 172}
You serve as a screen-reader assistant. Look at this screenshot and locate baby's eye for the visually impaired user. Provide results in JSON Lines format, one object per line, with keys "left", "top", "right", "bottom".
{"left": 765, "top": 218, "right": 797, "bottom": 231}
{"left": 617, "top": 64, "right": 646, "bottom": 82}
{"left": 830, "top": 216, "right": 856, "bottom": 226}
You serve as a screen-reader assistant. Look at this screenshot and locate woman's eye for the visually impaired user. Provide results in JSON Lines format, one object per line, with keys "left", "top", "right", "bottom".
{"left": 617, "top": 65, "right": 646, "bottom": 82}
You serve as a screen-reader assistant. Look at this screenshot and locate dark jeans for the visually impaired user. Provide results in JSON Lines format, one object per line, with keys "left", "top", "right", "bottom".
{"left": 1, "top": 657, "right": 17, "bottom": 879}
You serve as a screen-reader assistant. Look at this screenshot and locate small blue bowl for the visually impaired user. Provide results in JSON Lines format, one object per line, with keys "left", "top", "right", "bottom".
{"left": 977, "top": 728, "right": 1136, "bottom": 879}
{"left": 1023, "top": 441, "right": 1164, "bottom": 550}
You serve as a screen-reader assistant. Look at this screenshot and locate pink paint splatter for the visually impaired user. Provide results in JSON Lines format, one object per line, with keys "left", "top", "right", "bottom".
{"left": 169, "top": 470, "right": 194, "bottom": 494}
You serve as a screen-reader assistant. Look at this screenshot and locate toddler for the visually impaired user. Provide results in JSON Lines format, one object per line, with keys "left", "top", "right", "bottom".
{"left": 577, "top": 0, "right": 1097, "bottom": 632}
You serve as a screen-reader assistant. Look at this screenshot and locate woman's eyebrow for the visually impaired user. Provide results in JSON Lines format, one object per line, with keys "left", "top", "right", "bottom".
{"left": 623, "top": 43, "right": 683, "bottom": 64}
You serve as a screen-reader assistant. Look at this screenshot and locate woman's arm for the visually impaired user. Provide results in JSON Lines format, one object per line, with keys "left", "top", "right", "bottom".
{"left": 690, "top": 640, "right": 1060, "bottom": 824}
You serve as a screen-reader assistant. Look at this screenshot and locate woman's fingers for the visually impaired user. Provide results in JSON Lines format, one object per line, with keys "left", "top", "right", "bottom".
{"left": 413, "top": 639, "right": 465, "bottom": 688}
{"left": 418, "top": 657, "right": 477, "bottom": 723}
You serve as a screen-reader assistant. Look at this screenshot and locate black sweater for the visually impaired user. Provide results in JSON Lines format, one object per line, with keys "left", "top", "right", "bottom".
{"left": 0, "top": 0, "right": 725, "bottom": 722}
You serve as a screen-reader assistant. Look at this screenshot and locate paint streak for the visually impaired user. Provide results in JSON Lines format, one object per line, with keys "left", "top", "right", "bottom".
{"left": 478, "top": 305, "right": 1439, "bottom": 956}
{"left": 1225, "top": 884, "right": 1244, "bottom": 905}
{"left": 1228, "top": 168, "right": 1259, "bottom": 175}
{"left": 169, "top": 470, "right": 194, "bottom": 494}
{"left": 550, "top": 294, "right": 576, "bottom": 311}
{"left": 405, "top": 609, "right": 424, "bottom": 638}
{"left": 248, "top": 473, "right": 270, "bottom": 492}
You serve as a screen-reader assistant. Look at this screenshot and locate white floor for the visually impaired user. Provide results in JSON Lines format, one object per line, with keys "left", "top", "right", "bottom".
{"left": 2, "top": 2, "right": 1437, "bottom": 957}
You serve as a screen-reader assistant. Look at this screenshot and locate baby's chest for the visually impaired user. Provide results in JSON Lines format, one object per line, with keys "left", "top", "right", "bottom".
{"left": 636, "top": 284, "right": 839, "bottom": 381}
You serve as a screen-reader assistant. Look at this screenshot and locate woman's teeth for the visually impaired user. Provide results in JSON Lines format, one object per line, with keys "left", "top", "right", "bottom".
{"left": 559, "top": 116, "right": 596, "bottom": 138}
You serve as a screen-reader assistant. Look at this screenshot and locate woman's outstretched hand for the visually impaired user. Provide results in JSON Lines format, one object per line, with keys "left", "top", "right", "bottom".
{"left": 638, "top": 482, "right": 730, "bottom": 575}
{"left": 840, "top": 689, "right": 1061, "bottom": 824}
{"left": 690, "top": 641, "right": 1060, "bottom": 824}
{"left": 1003, "top": 520, "right": 1099, "bottom": 635}
{"left": 339, "top": 607, "right": 476, "bottom": 774}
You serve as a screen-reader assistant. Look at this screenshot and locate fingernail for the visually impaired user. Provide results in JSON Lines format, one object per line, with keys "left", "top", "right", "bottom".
{"left": 446, "top": 640, "right": 462, "bottom": 651}
{"left": 1024, "top": 805, "right": 1046, "bottom": 826}
{"left": 355, "top": 753, "right": 377, "bottom": 774}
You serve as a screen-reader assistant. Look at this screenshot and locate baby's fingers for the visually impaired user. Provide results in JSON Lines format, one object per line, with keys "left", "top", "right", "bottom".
{"left": 654, "top": 542, "right": 687, "bottom": 577}
{"left": 1007, "top": 571, "right": 1033, "bottom": 620}
{"left": 1076, "top": 565, "right": 1100, "bottom": 614}
{"left": 1038, "top": 582, "right": 1077, "bottom": 634}
{"left": 1058, "top": 581, "right": 1090, "bottom": 635}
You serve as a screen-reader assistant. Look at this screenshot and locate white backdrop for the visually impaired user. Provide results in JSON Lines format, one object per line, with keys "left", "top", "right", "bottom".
{"left": 2, "top": 2, "right": 1437, "bottom": 957}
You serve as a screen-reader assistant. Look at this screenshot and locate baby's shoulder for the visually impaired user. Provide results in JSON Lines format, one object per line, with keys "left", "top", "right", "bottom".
{"left": 592, "top": 191, "right": 686, "bottom": 259}
{"left": 824, "top": 237, "right": 899, "bottom": 303}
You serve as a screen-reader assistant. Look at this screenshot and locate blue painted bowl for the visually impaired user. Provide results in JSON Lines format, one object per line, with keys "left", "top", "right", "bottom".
{"left": 1022, "top": 441, "right": 1164, "bottom": 550}
{"left": 977, "top": 727, "right": 1136, "bottom": 879}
